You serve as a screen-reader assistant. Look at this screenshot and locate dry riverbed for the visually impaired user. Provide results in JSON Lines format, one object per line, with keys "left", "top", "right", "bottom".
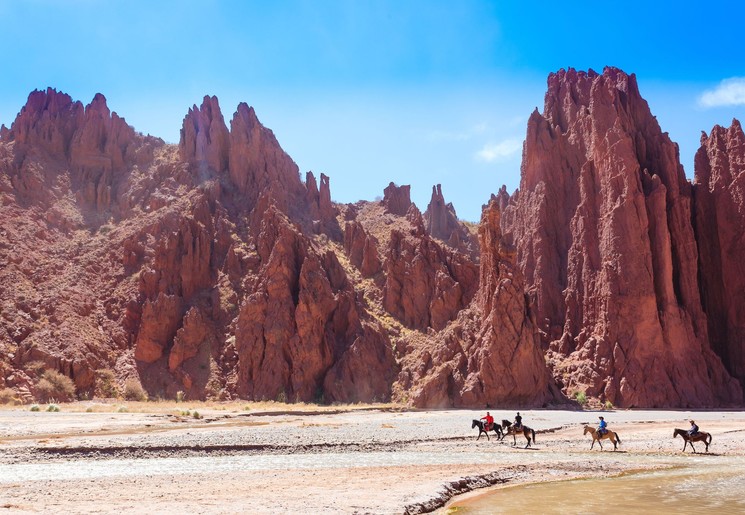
{"left": 1, "top": 403, "right": 744, "bottom": 514}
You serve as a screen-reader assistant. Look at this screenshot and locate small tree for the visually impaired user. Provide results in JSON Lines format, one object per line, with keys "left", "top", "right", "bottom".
{"left": 36, "top": 370, "right": 76, "bottom": 403}
{"left": 94, "top": 369, "right": 120, "bottom": 398}
{"left": 123, "top": 378, "right": 148, "bottom": 401}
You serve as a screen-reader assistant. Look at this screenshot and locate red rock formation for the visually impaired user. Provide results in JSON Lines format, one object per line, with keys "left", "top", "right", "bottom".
{"left": 424, "top": 183, "right": 478, "bottom": 255}
{"left": 503, "top": 67, "right": 741, "bottom": 407}
{"left": 228, "top": 103, "right": 305, "bottom": 214}
{"left": 694, "top": 119, "right": 745, "bottom": 391}
{"left": 398, "top": 198, "right": 553, "bottom": 407}
{"left": 179, "top": 95, "right": 230, "bottom": 173}
{"left": 343, "top": 220, "right": 381, "bottom": 277}
{"left": 382, "top": 182, "right": 412, "bottom": 215}
{"left": 382, "top": 217, "right": 478, "bottom": 331}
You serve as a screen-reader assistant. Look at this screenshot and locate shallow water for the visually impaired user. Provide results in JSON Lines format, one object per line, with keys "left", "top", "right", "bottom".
{"left": 450, "top": 456, "right": 745, "bottom": 514}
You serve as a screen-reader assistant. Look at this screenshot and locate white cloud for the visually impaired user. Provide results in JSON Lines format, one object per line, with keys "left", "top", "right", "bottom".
{"left": 475, "top": 138, "right": 522, "bottom": 162}
{"left": 699, "top": 77, "right": 745, "bottom": 108}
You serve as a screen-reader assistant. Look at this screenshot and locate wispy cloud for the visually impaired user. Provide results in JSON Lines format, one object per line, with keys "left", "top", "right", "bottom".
{"left": 699, "top": 77, "right": 745, "bottom": 108}
{"left": 475, "top": 138, "right": 522, "bottom": 162}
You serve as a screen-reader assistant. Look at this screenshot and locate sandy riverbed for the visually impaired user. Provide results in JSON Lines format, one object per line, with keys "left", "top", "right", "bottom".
{"left": 0, "top": 404, "right": 743, "bottom": 514}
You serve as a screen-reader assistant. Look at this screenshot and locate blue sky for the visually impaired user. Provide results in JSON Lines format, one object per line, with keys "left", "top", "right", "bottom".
{"left": 1, "top": 1, "right": 744, "bottom": 221}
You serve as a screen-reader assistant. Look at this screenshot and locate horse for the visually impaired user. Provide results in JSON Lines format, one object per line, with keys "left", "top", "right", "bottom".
{"left": 471, "top": 419, "right": 503, "bottom": 441}
{"left": 583, "top": 425, "right": 621, "bottom": 451}
{"left": 501, "top": 419, "right": 536, "bottom": 448}
{"left": 674, "top": 428, "right": 712, "bottom": 453}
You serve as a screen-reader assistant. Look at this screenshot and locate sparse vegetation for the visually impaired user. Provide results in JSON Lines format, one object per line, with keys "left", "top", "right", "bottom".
{"left": 604, "top": 400, "right": 614, "bottom": 410}
{"left": 117, "top": 405, "right": 128, "bottom": 413}
{"left": 35, "top": 370, "right": 76, "bottom": 403}
{"left": 192, "top": 410, "right": 201, "bottom": 419}
{"left": 95, "top": 369, "right": 119, "bottom": 398}
{"left": 276, "top": 390, "right": 287, "bottom": 403}
{"left": 30, "top": 404, "right": 40, "bottom": 412}
{"left": 176, "top": 390, "right": 185, "bottom": 403}
{"left": 46, "top": 403, "right": 60, "bottom": 412}
{"left": 0, "top": 387, "right": 18, "bottom": 405}
{"left": 123, "top": 378, "right": 148, "bottom": 401}
{"left": 574, "top": 390, "right": 588, "bottom": 406}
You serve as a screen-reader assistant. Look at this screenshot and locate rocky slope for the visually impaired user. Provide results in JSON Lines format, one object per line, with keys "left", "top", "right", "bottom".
{"left": 1, "top": 69, "right": 743, "bottom": 409}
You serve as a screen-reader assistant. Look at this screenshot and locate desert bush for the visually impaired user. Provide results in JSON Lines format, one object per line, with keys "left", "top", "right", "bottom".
{"left": 0, "top": 387, "right": 18, "bottom": 405}
{"left": 30, "top": 404, "right": 40, "bottom": 412}
{"left": 117, "top": 405, "right": 128, "bottom": 413}
{"left": 35, "top": 370, "right": 76, "bottom": 403}
{"left": 123, "top": 378, "right": 148, "bottom": 401}
{"left": 192, "top": 410, "right": 201, "bottom": 419}
{"left": 604, "top": 400, "right": 614, "bottom": 410}
{"left": 95, "top": 369, "right": 119, "bottom": 398}
{"left": 46, "top": 404, "right": 60, "bottom": 412}
{"left": 574, "top": 390, "right": 588, "bottom": 406}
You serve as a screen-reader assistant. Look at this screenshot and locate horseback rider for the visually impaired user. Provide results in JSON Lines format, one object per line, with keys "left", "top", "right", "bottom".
{"left": 688, "top": 420, "right": 699, "bottom": 437}
{"left": 481, "top": 411, "right": 494, "bottom": 431}
{"left": 514, "top": 412, "right": 522, "bottom": 430}
{"left": 597, "top": 416, "right": 608, "bottom": 436}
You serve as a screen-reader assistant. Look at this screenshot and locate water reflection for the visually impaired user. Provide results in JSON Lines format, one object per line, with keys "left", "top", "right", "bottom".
{"left": 450, "top": 458, "right": 745, "bottom": 514}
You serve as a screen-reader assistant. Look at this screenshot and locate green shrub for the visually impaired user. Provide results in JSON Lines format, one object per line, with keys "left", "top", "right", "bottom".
{"left": 117, "top": 405, "right": 128, "bottom": 413}
{"left": 604, "top": 400, "right": 614, "bottom": 410}
{"left": 122, "top": 378, "right": 148, "bottom": 401}
{"left": 0, "top": 387, "right": 18, "bottom": 405}
{"left": 95, "top": 369, "right": 119, "bottom": 398}
{"left": 35, "top": 370, "right": 76, "bottom": 403}
{"left": 574, "top": 390, "right": 588, "bottom": 406}
{"left": 30, "top": 404, "right": 40, "bottom": 412}
{"left": 46, "top": 404, "right": 60, "bottom": 412}
{"left": 192, "top": 410, "right": 201, "bottom": 419}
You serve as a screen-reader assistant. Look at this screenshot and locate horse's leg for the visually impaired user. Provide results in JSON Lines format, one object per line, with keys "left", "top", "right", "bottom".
{"left": 690, "top": 441, "right": 696, "bottom": 453}
{"left": 598, "top": 438, "right": 603, "bottom": 451}
{"left": 525, "top": 432, "right": 531, "bottom": 449}
{"left": 590, "top": 438, "right": 594, "bottom": 450}
{"left": 682, "top": 440, "right": 688, "bottom": 452}
{"left": 612, "top": 435, "right": 617, "bottom": 451}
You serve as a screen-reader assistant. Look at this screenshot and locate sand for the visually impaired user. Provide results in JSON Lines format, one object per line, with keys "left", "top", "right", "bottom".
{"left": 1, "top": 404, "right": 744, "bottom": 514}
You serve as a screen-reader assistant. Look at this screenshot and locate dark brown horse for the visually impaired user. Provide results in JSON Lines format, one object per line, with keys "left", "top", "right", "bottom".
{"left": 501, "top": 420, "right": 535, "bottom": 448}
{"left": 674, "top": 428, "right": 712, "bottom": 453}
{"left": 471, "top": 419, "right": 504, "bottom": 440}
{"left": 583, "top": 425, "right": 621, "bottom": 451}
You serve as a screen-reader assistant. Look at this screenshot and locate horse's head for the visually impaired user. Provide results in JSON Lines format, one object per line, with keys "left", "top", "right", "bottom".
{"left": 472, "top": 419, "right": 479, "bottom": 429}
{"left": 501, "top": 419, "right": 511, "bottom": 428}
{"left": 674, "top": 428, "right": 682, "bottom": 438}
{"left": 583, "top": 425, "right": 592, "bottom": 435}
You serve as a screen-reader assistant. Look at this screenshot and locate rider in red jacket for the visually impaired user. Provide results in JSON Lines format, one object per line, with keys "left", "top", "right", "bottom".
{"left": 481, "top": 411, "right": 494, "bottom": 430}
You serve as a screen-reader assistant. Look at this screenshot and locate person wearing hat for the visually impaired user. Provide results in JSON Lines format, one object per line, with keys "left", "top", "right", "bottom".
{"left": 688, "top": 420, "right": 699, "bottom": 437}
{"left": 597, "top": 416, "right": 608, "bottom": 436}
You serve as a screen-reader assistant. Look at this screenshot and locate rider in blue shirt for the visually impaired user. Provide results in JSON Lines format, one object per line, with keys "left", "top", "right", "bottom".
{"left": 597, "top": 416, "right": 607, "bottom": 435}
{"left": 688, "top": 420, "right": 699, "bottom": 436}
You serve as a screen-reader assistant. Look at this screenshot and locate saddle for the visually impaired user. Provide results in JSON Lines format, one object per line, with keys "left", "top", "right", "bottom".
{"left": 485, "top": 423, "right": 493, "bottom": 431}
{"left": 598, "top": 428, "right": 607, "bottom": 436}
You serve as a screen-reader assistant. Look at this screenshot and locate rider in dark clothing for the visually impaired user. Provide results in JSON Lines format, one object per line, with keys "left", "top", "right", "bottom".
{"left": 688, "top": 420, "right": 699, "bottom": 436}
{"left": 514, "top": 412, "right": 522, "bottom": 430}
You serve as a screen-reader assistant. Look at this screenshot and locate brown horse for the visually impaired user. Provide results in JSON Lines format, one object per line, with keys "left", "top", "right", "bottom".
{"left": 583, "top": 425, "right": 621, "bottom": 451}
{"left": 674, "top": 428, "right": 712, "bottom": 453}
{"left": 501, "top": 420, "right": 536, "bottom": 448}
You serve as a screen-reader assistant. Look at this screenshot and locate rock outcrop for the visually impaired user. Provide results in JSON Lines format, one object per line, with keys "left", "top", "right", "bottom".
{"left": 503, "top": 67, "right": 741, "bottom": 407}
{"left": 694, "top": 119, "right": 745, "bottom": 392}
{"left": 398, "top": 197, "right": 553, "bottom": 408}
{"left": 382, "top": 182, "right": 412, "bottom": 215}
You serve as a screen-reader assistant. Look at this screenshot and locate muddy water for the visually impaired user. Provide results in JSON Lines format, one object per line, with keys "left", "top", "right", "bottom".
{"left": 449, "top": 456, "right": 745, "bottom": 514}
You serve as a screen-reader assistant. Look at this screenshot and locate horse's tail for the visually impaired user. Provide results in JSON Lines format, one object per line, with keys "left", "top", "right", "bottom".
{"left": 615, "top": 431, "right": 621, "bottom": 444}
{"left": 531, "top": 428, "right": 536, "bottom": 442}
{"left": 707, "top": 433, "right": 712, "bottom": 445}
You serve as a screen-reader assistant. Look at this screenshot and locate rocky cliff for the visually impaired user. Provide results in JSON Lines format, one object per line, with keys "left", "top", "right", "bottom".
{"left": 1, "top": 73, "right": 743, "bottom": 409}
{"left": 694, "top": 119, "right": 745, "bottom": 391}
{"left": 502, "top": 67, "right": 742, "bottom": 407}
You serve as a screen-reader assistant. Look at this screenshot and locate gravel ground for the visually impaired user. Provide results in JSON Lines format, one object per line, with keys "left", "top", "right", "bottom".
{"left": 1, "top": 406, "right": 744, "bottom": 513}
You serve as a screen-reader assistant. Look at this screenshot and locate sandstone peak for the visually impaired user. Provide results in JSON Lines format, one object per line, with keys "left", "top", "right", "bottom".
{"left": 179, "top": 95, "right": 230, "bottom": 172}
{"left": 382, "top": 182, "right": 412, "bottom": 216}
